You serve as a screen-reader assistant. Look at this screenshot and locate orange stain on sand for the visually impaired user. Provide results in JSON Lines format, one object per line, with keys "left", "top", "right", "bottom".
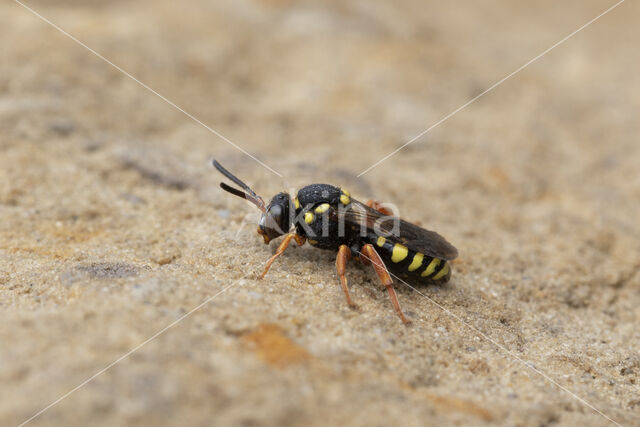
{"left": 243, "top": 323, "right": 310, "bottom": 368}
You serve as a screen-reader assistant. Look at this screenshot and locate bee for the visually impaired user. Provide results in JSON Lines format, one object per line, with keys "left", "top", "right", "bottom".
{"left": 213, "top": 160, "right": 458, "bottom": 323}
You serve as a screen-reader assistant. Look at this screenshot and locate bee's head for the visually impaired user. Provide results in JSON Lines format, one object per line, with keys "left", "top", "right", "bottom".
{"left": 213, "top": 160, "right": 292, "bottom": 244}
{"left": 257, "top": 192, "right": 291, "bottom": 244}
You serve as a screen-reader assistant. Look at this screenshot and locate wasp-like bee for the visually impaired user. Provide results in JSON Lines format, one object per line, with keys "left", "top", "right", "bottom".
{"left": 213, "top": 160, "right": 458, "bottom": 323}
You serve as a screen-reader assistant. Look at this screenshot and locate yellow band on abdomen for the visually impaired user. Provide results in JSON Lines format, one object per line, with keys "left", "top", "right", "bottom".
{"left": 421, "top": 258, "right": 441, "bottom": 277}
{"left": 432, "top": 262, "right": 450, "bottom": 280}
{"left": 391, "top": 244, "right": 408, "bottom": 263}
{"left": 408, "top": 253, "right": 424, "bottom": 271}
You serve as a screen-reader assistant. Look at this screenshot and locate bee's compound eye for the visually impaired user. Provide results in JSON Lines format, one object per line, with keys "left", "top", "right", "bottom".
{"left": 269, "top": 205, "right": 282, "bottom": 219}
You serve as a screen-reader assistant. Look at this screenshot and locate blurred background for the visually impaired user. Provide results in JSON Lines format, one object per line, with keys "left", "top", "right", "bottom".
{"left": 1, "top": 1, "right": 638, "bottom": 426}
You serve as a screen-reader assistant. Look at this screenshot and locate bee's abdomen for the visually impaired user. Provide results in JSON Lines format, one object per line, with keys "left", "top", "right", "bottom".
{"left": 367, "top": 235, "right": 451, "bottom": 283}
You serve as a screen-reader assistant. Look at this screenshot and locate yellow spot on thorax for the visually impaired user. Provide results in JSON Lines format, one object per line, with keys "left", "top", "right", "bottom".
{"left": 408, "top": 253, "right": 424, "bottom": 271}
{"left": 294, "top": 197, "right": 300, "bottom": 209}
{"left": 304, "top": 212, "right": 314, "bottom": 224}
{"left": 314, "top": 203, "right": 330, "bottom": 214}
{"left": 340, "top": 194, "right": 350, "bottom": 205}
{"left": 432, "top": 262, "right": 450, "bottom": 280}
{"left": 421, "top": 258, "right": 441, "bottom": 277}
{"left": 376, "top": 236, "right": 386, "bottom": 247}
{"left": 391, "top": 244, "right": 408, "bottom": 263}
{"left": 341, "top": 188, "right": 350, "bottom": 197}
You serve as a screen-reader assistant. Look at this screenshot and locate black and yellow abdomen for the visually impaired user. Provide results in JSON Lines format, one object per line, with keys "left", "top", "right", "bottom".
{"left": 368, "top": 234, "right": 451, "bottom": 284}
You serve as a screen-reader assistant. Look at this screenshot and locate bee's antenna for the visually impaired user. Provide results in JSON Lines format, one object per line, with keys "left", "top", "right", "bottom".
{"left": 213, "top": 160, "right": 266, "bottom": 212}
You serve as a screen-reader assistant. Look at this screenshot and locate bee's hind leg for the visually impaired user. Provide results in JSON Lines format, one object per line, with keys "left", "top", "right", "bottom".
{"left": 361, "top": 243, "right": 409, "bottom": 324}
{"left": 336, "top": 244, "right": 356, "bottom": 308}
{"left": 366, "top": 200, "right": 394, "bottom": 216}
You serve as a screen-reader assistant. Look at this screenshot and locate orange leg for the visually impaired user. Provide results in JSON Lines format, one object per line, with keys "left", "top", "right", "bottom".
{"left": 361, "top": 243, "right": 409, "bottom": 324}
{"left": 366, "top": 200, "right": 394, "bottom": 216}
{"left": 259, "top": 233, "right": 306, "bottom": 279}
{"left": 336, "top": 245, "right": 355, "bottom": 308}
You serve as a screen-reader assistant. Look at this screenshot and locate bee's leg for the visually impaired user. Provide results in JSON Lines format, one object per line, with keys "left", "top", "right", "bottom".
{"left": 292, "top": 234, "right": 306, "bottom": 246}
{"left": 358, "top": 255, "right": 371, "bottom": 266}
{"left": 336, "top": 245, "right": 356, "bottom": 308}
{"left": 365, "top": 200, "right": 394, "bottom": 216}
{"left": 352, "top": 242, "right": 370, "bottom": 266}
{"left": 259, "top": 233, "right": 306, "bottom": 279}
{"left": 361, "top": 244, "right": 409, "bottom": 324}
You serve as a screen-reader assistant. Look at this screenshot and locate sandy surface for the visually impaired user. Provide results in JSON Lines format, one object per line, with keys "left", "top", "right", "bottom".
{"left": 1, "top": 0, "right": 639, "bottom": 426}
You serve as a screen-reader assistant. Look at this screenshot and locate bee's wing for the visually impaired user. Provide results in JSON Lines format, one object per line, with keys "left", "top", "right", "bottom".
{"left": 335, "top": 199, "right": 458, "bottom": 261}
